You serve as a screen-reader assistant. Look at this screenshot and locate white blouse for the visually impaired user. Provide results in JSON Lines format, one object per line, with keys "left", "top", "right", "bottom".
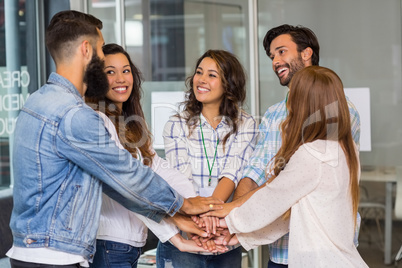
{"left": 96, "top": 112, "right": 196, "bottom": 247}
{"left": 226, "top": 140, "right": 368, "bottom": 267}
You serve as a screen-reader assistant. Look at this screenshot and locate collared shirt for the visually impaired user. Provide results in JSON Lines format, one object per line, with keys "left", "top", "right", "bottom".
{"left": 241, "top": 95, "right": 361, "bottom": 264}
{"left": 163, "top": 111, "right": 257, "bottom": 255}
{"left": 164, "top": 111, "right": 257, "bottom": 196}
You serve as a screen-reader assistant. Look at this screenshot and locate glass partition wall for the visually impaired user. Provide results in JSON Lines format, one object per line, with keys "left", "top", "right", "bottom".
{"left": 0, "top": 0, "right": 73, "bottom": 190}
{"left": 0, "top": 0, "right": 44, "bottom": 189}
{"left": 257, "top": 0, "right": 402, "bottom": 167}
{"left": 87, "top": 0, "right": 254, "bottom": 151}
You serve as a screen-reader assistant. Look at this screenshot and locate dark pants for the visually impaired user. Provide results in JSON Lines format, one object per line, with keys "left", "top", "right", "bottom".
{"left": 157, "top": 240, "right": 242, "bottom": 268}
{"left": 10, "top": 259, "right": 80, "bottom": 268}
{"left": 268, "top": 260, "right": 288, "bottom": 268}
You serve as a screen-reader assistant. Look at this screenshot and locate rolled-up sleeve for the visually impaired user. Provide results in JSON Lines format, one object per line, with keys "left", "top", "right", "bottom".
{"left": 219, "top": 114, "right": 257, "bottom": 187}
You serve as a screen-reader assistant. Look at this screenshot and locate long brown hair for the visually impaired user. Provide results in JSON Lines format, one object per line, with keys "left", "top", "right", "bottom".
{"left": 268, "top": 66, "right": 359, "bottom": 226}
{"left": 86, "top": 44, "right": 154, "bottom": 166}
{"left": 181, "top": 50, "right": 246, "bottom": 146}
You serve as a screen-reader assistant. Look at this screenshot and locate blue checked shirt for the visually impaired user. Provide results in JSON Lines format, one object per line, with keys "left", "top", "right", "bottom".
{"left": 241, "top": 94, "right": 361, "bottom": 264}
{"left": 164, "top": 111, "right": 257, "bottom": 196}
{"left": 163, "top": 111, "right": 257, "bottom": 255}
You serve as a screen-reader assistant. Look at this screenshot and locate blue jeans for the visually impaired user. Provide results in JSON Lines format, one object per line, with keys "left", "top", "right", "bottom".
{"left": 268, "top": 260, "right": 288, "bottom": 268}
{"left": 90, "top": 240, "right": 141, "bottom": 268}
{"left": 156, "top": 241, "right": 242, "bottom": 268}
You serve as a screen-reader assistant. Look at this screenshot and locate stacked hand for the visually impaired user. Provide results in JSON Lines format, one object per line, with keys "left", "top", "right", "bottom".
{"left": 180, "top": 196, "right": 224, "bottom": 215}
{"left": 169, "top": 214, "right": 234, "bottom": 253}
{"left": 189, "top": 215, "right": 238, "bottom": 251}
{"left": 169, "top": 196, "right": 243, "bottom": 253}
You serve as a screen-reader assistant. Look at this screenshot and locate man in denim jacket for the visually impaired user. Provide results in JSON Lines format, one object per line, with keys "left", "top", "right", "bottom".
{"left": 7, "top": 11, "right": 222, "bottom": 268}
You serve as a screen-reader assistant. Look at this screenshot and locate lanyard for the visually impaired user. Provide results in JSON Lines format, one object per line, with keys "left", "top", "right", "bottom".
{"left": 285, "top": 90, "right": 289, "bottom": 103}
{"left": 199, "top": 115, "right": 219, "bottom": 186}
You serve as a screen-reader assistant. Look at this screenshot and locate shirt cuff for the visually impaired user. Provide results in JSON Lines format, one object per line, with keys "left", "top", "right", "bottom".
{"left": 241, "top": 168, "right": 267, "bottom": 186}
{"left": 219, "top": 172, "right": 238, "bottom": 188}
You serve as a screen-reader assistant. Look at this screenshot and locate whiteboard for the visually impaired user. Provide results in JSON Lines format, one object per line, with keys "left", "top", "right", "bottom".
{"left": 344, "top": 87, "right": 371, "bottom": 151}
{"left": 151, "top": 91, "right": 185, "bottom": 149}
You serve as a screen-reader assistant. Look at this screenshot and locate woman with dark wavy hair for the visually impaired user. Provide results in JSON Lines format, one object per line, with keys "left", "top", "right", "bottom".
{"left": 86, "top": 44, "right": 218, "bottom": 268}
{"left": 159, "top": 50, "right": 257, "bottom": 268}
{"left": 87, "top": 43, "right": 153, "bottom": 165}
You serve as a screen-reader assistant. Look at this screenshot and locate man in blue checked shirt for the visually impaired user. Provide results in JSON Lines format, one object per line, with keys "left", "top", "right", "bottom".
{"left": 233, "top": 24, "right": 361, "bottom": 268}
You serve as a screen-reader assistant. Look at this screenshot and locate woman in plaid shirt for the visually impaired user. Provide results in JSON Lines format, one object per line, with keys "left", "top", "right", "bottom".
{"left": 157, "top": 50, "right": 257, "bottom": 268}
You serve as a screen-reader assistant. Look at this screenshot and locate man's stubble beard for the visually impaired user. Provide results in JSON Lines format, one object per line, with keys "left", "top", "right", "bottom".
{"left": 279, "top": 55, "right": 305, "bottom": 87}
{"left": 84, "top": 53, "right": 109, "bottom": 99}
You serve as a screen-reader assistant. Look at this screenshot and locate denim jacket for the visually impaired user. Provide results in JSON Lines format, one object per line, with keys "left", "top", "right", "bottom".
{"left": 10, "top": 73, "right": 183, "bottom": 261}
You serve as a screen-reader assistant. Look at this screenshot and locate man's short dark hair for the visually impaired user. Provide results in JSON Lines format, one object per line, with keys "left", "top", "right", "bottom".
{"left": 263, "top": 24, "right": 320, "bottom": 66}
{"left": 45, "top": 10, "right": 103, "bottom": 62}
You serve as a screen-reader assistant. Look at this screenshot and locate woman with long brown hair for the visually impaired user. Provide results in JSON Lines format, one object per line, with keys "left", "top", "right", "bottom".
{"left": 220, "top": 66, "right": 368, "bottom": 267}
{"left": 158, "top": 49, "right": 257, "bottom": 268}
{"left": 86, "top": 44, "right": 222, "bottom": 268}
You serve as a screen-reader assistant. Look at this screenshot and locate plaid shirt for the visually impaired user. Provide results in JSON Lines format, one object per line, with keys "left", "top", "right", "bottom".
{"left": 241, "top": 95, "right": 361, "bottom": 264}
{"left": 164, "top": 111, "right": 257, "bottom": 195}
{"left": 163, "top": 111, "right": 257, "bottom": 255}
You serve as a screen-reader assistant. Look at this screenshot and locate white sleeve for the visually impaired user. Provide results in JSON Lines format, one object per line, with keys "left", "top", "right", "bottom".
{"left": 225, "top": 145, "right": 321, "bottom": 233}
{"left": 232, "top": 216, "right": 289, "bottom": 251}
{"left": 136, "top": 214, "right": 179, "bottom": 243}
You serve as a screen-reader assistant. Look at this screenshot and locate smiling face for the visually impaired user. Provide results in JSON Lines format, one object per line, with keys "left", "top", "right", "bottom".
{"left": 269, "top": 34, "right": 308, "bottom": 87}
{"left": 193, "top": 57, "right": 225, "bottom": 109}
{"left": 104, "top": 53, "right": 133, "bottom": 110}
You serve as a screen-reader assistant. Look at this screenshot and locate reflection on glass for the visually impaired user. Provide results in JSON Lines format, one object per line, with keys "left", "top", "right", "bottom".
{"left": 0, "top": 0, "right": 31, "bottom": 189}
{"left": 89, "top": 0, "right": 118, "bottom": 44}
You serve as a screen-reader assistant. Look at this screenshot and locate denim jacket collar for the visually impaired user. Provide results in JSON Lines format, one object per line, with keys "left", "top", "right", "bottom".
{"left": 47, "top": 72, "right": 83, "bottom": 101}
